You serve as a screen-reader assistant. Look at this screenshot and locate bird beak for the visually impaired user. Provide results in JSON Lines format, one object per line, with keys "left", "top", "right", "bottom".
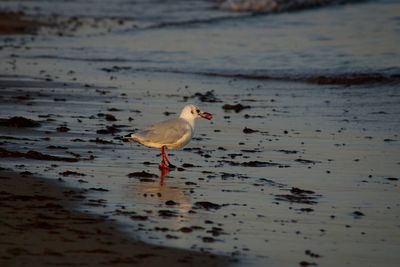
{"left": 199, "top": 111, "right": 213, "bottom": 120}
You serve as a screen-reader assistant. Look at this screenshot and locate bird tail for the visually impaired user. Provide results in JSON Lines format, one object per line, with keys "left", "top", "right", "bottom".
{"left": 123, "top": 133, "right": 138, "bottom": 143}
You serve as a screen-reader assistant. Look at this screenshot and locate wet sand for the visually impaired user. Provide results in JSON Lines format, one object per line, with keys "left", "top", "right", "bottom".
{"left": 0, "top": 170, "right": 231, "bottom": 266}
{"left": 0, "top": 70, "right": 398, "bottom": 266}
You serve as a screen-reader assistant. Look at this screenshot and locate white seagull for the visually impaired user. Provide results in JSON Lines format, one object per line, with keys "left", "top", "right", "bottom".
{"left": 126, "top": 104, "right": 213, "bottom": 170}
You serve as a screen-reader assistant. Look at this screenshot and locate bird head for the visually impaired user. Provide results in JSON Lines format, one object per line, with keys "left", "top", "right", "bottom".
{"left": 180, "top": 104, "right": 213, "bottom": 121}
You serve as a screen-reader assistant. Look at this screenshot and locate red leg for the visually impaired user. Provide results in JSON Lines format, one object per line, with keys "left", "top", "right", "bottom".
{"left": 159, "top": 146, "right": 175, "bottom": 170}
{"left": 162, "top": 146, "right": 175, "bottom": 168}
{"left": 159, "top": 146, "right": 169, "bottom": 170}
{"left": 164, "top": 149, "right": 171, "bottom": 165}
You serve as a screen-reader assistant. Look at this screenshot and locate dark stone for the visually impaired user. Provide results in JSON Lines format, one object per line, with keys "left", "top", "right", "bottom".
{"left": 105, "top": 114, "right": 117, "bottom": 121}
{"left": 165, "top": 200, "right": 179, "bottom": 206}
{"left": 243, "top": 127, "right": 258, "bottom": 134}
{"left": 180, "top": 227, "right": 192, "bottom": 233}
{"left": 222, "top": 103, "right": 250, "bottom": 113}
{"left": 130, "top": 215, "right": 148, "bottom": 221}
{"left": 158, "top": 210, "right": 178, "bottom": 218}
{"left": 191, "top": 90, "right": 221, "bottom": 103}
{"left": 352, "top": 211, "right": 365, "bottom": 218}
{"left": 194, "top": 201, "right": 222, "bottom": 210}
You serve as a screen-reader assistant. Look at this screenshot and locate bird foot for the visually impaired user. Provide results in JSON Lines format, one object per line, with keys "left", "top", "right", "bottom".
{"left": 159, "top": 161, "right": 176, "bottom": 171}
{"left": 159, "top": 161, "right": 170, "bottom": 170}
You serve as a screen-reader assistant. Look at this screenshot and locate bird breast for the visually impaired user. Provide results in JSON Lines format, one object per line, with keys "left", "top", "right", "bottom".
{"left": 167, "top": 124, "right": 193, "bottom": 149}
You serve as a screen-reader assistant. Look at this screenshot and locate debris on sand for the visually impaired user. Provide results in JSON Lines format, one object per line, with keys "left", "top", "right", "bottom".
{"left": 158, "top": 210, "right": 179, "bottom": 218}
{"left": 207, "top": 227, "right": 227, "bottom": 237}
{"left": 202, "top": 236, "right": 216, "bottom": 243}
{"left": 241, "top": 161, "right": 281, "bottom": 167}
{"left": 243, "top": 127, "right": 258, "bottom": 134}
{"left": 166, "top": 234, "right": 179, "bottom": 239}
{"left": 299, "top": 261, "right": 317, "bottom": 267}
{"left": 163, "top": 111, "right": 176, "bottom": 116}
{"left": 222, "top": 103, "right": 250, "bottom": 113}
{"left": 305, "top": 249, "right": 321, "bottom": 258}
{"left": 194, "top": 201, "right": 223, "bottom": 210}
{"left": 244, "top": 114, "right": 265, "bottom": 119}
{"left": 218, "top": 160, "right": 288, "bottom": 168}
{"left": 127, "top": 171, "right": 157, "bottom": 178}
{"left": 299, "top": 208, "right": 314, "bottom": 212}
{"left": 56, "top": 126, "right": 70, "bottom": 132}
{"left": 295, "top": 158, "right": 320, "bottom": 164}
{"left": 255, "top": 178, "right": 286, "bottom": 188}
{"left": 89, "top": 138, "right": 115, "bottom": 145}
{"left": 188, "top": 90, "right": 221, "bottom": 103}
{"left": 108, "top": 108, "right": 122, "bottom": 112}
{"left": 180, "top": 227, "right": 193, "bottom": 233}
{"left": 383, "top": 138, "right": 396, "bottom": 142}
{"left": 0, "top": 148, "right": 78, "bottom": 162}
{"left": 59, "top": 171, "right": 86, "bottom": 177}
{"left": 352, "top": 211, "right": 365, "bottom": 219}
{"left": 165, "top": 200, "right": 179, "bottom": 206}
{"left": 0, "top": 116, "right": 40, "bottom": 128}
{"left": 89, "top": 187, "right": 109, "bottom": 192}
{"left": 105, "top": 114, "right": 117, "bottom": 121}
{"left": 275, "top": 149, "right": 298, "bottom": 154}
{"left": 290, "top": 187, "right": 315, "bottom": 195}
{"left": 182, "top": 163, "right": 199, "bottom": 168}
{"left": 96, "top": 126, "right": 120, "bottom": 134}
{"left": 275, "top": 187, "right": 320, "bottom": 204}
{"left": 240, "top": 148, "right": 261, "bottom": 153}
{"left": 130, "top": 215, "right": 148, "bottom": 221}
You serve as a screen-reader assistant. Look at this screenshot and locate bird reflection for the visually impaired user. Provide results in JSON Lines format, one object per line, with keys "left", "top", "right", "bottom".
{"left": 159, "top": 167, "right": 169, "bottom": 186}
{"left": 126, "top": 168, "right": 192, "bottom": 215}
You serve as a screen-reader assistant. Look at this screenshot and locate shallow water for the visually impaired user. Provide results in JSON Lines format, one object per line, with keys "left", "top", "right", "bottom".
{"left": 1, "top": 0, "right": 400, "bottom": 266}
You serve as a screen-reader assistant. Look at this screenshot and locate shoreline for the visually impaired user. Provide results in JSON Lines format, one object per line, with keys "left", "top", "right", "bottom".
{"left": 0, "top": 170, "right": 232, "bottom": 266}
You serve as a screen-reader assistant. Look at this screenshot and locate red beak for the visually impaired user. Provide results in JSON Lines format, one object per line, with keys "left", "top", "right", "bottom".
{"left": 199, "top": 112, "right": 213, "bottom": 120}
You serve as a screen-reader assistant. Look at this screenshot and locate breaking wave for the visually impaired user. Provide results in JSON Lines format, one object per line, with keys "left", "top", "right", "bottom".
{"left": 219, "top": 0, "right": 363, "bottom": 13}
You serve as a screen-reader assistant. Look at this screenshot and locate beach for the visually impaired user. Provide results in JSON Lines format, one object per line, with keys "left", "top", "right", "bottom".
{"left": 1, "top": 1, "right": 399, "bottom": 266}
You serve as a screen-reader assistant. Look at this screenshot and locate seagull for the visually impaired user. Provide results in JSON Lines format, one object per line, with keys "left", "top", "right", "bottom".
{"left": 126, "top": 104, "right": 213, "bottom": 170}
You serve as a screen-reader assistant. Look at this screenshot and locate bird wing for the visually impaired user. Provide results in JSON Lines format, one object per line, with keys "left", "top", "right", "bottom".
{"left": 134, "top": 118, "right": 192, "bottom": 145}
